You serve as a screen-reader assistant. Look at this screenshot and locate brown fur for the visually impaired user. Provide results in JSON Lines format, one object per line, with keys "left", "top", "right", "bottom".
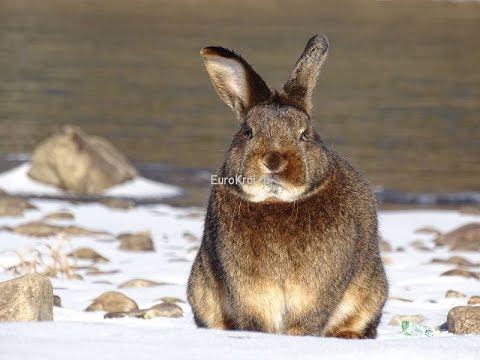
{"left": 188, "top": 34, "right": 388, "bottom": 338}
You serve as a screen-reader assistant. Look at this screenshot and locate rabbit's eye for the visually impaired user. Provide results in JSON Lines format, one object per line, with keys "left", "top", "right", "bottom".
{"left": 300, "top": 130, "right": 308, "bottom": 141}
{"left": 244, "top": 127, "right": 253, "bottom": 139}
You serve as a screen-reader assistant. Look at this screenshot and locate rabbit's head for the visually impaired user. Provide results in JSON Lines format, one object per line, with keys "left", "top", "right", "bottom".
{"left": 203, "top": 34, "right": 331, "bottom": 203}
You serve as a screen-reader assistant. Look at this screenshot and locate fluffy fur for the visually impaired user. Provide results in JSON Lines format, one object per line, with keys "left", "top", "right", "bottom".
{"left": 187, "top": 34, "right": 388, "bottom": 339}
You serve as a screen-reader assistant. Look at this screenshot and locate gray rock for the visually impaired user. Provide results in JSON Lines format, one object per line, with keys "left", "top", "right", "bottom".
{"left": 5, "top": 221, "right": 109, "bottom": 238}
{"left": 0, "top": 191, "right": 37, "bottom": 217}
{"left": 440, "top": 268, "right": 479, "bottom": 280}
{"left": 43, "top": 211, "right": 75, "bottom": 221}
{"left": 468, "top": 296, "right": 480, "bottom": 305}
{"left": 104, "top": 303, "right": 183, "bottom": 320}
{"left": 53, "top": 295, "right": 62, "bottom": 307}
{"left": 445, "top": 290, "right": 466, "bottom": 298}
{"left": 85, "top": 291, "right": 138, "bottom": 312}
{"left": 430, "top": 256, "right": 478, "bottom": 267}
{"left": 148, "top": 303, "right": 183, "bottom": 318}
{"left": 100, "top": 198, "right": 135, "bottom": 210}
{"left": 28, "top": 126, "right": 137, "bottom": 194}
{"left": 0, "top": 274, "right": 53, "bottom": 322}
{"left": 118, "top": 279, "right": 169, "bottom": 288}
{"left": 435, "top": 223, "right": 480, "bottom": 251}
{"left": 67, "top": 248, "right": 109, "bottom": 263}
{"left": 118, "top": 231, "right": 154, "bottom": 252}
{"left": 447, "top": 306, "right": 480, "bottom": 334}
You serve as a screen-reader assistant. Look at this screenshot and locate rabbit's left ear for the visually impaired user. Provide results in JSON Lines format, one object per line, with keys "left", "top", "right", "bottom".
{"left": 201, "top": 47, "right": 271, "bottom": 119}
{"left": 283, "top": 34, "right": 329, "bottom": 115}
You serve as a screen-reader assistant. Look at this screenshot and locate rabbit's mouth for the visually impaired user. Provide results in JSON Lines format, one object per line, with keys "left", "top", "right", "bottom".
{"left": 240, "top": 174, "right": 306, "bottom": 203}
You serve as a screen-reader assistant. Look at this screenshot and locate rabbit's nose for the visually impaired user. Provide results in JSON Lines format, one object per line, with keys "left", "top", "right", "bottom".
{"left": 261, "top": 152, "right": 288, "bottom": 173}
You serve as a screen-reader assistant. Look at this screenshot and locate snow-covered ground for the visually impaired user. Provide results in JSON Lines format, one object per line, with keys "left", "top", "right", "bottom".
{"left": 0, "top": 167, "right": 479, "bottom": 359}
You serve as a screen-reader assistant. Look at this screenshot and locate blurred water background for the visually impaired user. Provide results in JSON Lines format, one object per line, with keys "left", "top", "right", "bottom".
{"left": 1, "top": 0, "right": 479, "bottom": 206}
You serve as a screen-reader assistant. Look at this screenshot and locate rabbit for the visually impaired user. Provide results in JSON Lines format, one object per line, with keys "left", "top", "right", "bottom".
{"left": 187, "top": 34, "right": 388, "bottom": 339}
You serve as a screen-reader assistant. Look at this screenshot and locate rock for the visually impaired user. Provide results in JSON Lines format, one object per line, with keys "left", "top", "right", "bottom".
{"left": 118, "top": 231, "right": 154, "bottom": 252}
{"left": 388, "top": 314, "right": 427, "bottom": 326}
{"left": 380, "top": 240, "right": 392, "bottom": 253}
{"left": 0, "top": 274, "right": 53, "bottom": 322}
{"left": 447, "top": 306, "right": 480, "bottom": 334}
{"left": 0, "top": 191, "right": 37, "bottom": 216}
{"left": 182, "top": 232, "right": 198, "bottom": 242}
{"left": 85, "top": 269, "right": 119, "bottom": 276}
{"left": 118, "top": 279, "right": 168, "bottom": 288}
{"left": 177, "top": 212, "right": 204, "bottom": 219}
{"left": 104, "top": 303, "right": 183, "bottom": 320}
{"left": 445, "top": 290, "right": 466, "bottom": 298}
{"left": 28, "top": 126, "right": 137, "bottom": 194}
{"left": 53, "top": 295, "right": 62, "bottom": 307}
{"left": 43, "top": 211, "right": 74, "bottom": 221}
{"left": 100, "top": 198, "right": 135, "bottom": 210}
{"left": 389, "top": 297, "right": 413, "bottom": 303}
{"left": 468, "top": 296, "right": 480, "bottom": 305}
{"left": 104, "top": 310, "right": 146, "bottom": 319}
{"left": 435, "top": 223, "right": 480, "bottom": 251}
{"left": 67, "top": 248, "right": 109, "bottom": 263}
{"left": 148, "top": 303, "right": 183, "bottom": 318}
{"left": 430, "top": 256, "right": 477, "bottom": 267}
{"left": 459, "top": 206, "right": 480, "bottom": 215}
{"left": 85, "top": 291, "right": 138, "bottom": 312}
{"left": 440, "top": 268, "right": 480, "bottom": 280}
{"left": 5, "top": 221, "right": 109, "bottom": 238}
{"left": 92, "top": 280, "right": 113, "bottom": 285}
{"left": 158, "top": 297, "right": 185, "bottom": 304}
{"left": 414, "top": 226, "right": 441, "bottom": 236}
{"left": 410, "top": 240, "right": 431, "bottom": 252}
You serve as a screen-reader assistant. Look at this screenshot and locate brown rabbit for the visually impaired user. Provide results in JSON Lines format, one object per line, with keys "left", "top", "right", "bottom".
{"left": 187, "top": 34, "right": 388, "bottom": 339}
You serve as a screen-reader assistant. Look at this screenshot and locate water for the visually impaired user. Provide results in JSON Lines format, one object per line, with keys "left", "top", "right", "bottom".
{"left": 1, "top": 0, "right": 479, "bottom": 206}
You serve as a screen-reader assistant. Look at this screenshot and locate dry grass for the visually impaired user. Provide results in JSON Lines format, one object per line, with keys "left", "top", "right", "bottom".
{"left": 2, "top": 234, "right": 81, "bottom": 280}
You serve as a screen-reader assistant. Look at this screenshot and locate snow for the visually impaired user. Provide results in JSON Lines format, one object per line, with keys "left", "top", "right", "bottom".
{"left": 0, "top": 163, "right": 181, "bottom": 199}
{"left": 0, "top": 171, "right": 479, "bottom": 358}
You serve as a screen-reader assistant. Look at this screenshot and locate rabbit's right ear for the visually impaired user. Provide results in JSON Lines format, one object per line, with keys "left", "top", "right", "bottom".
{"left": 201, "top": 47, "right": 271, "bottom": 119}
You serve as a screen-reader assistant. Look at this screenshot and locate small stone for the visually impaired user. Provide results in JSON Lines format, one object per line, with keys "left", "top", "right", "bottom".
{"left": 92, "top": 280, "right": 113, "bottom": 285}
{"left": 85, "top": 291, "right": 138, "bottom": 312}
{"left": 68, "top": 273, "right": 84, "bottom": 281}
{"left": 53, "top": 295, "right": 62, "bottom": 307}
{"left": 0, "top": 191, "right": 37, "bottom": 217}
{"left": 410, "top": 240, "right": 431, "bottom": 252}
{"left": 435, "top": 223, "right": 480, "bottom": 251}
{"left": 468, "top": 296, "right": 480, "bottom": 305}
{"left": 380, "top": 240, "right": 392, "bottom": 253}
{"left": 440, "top": 268, "right": 479, "bottom": 280}
{"left": 431, "top": 256, "right": 477, "bottom": 267}
{"left": 447, "top": 306, "right": 480, "bottom": 334}
{"left": 43, "top": 211, "right": 74, "bottom": 221}
{"left": 182, "top": 232, "right": 198, "bottom": 242}
{"left": 118, "top": 231, "right": 154, "bottom": 252}
{"left": 389, "top": 297, "right": 413, "bottom": 303}
{"left": 459, "top": 206, "right": 480, "bottom": 215}
{"left": 67, "top": 248, "right": 109, "bottom": 263}
{"left": 389, "top": 314, "right": 427, "bottom": 326}
{"left": 445, "top": 290, "right": 466, "bottom": 298}
{"left": 104, "top": 310, "right": 146, "bottom": 319}
{"left": 147, "top": 303, "right": 183, "bottom": 318}
{"left": 414, "top": 226, "right": 441, "bottom": 236}
{"left": 100, "top": 198, "right": 135, "bottom": 210}
{"left": 118, "top": 279, "right": 169, "bottom": 288}
{"left": 396, "top": 247, "right": 405, "bottom": 252}
{"left": 0, "top": 274, "right": 53, "bottom": 322}
{"left": 6, "top": 221, "right": 109, "bottom": 238}
{"left": 85, "top": 269, "right": 119, "bottom": 276}
{"left": 158, "top": 297, "right": 185, "bottom": 304}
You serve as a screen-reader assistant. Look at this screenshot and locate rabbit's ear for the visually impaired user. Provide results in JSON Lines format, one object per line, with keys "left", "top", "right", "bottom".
{"left": 283, "top": 34, "right": 329, "bottom": 114}
{"left": 201, "top": 47, "right": 271, "bottom": 119}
